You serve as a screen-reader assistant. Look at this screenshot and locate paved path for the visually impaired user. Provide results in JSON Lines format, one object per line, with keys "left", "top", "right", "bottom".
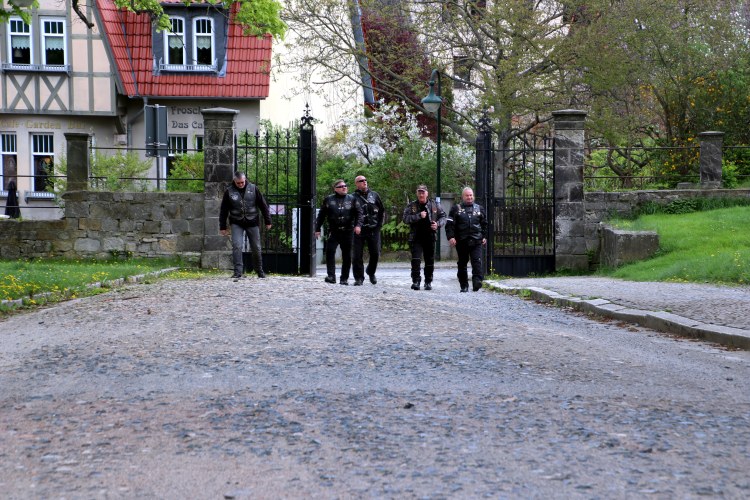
{"left": 1, "top": 264, "right": 749, "bottom": 498}
{"left": 486, "top": 276, "right": 750, "bottom": 349}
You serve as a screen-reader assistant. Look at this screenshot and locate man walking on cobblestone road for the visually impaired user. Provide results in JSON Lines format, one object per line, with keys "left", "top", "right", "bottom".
{"left": 352, "top": 175, "right": 385, "bottom": 286}
{"left": 315, "top": 179, "right": 364, "bottom": 285}
{"left": 219, "top": 171, "right": 272, "bottom": 279}
{"left": 402, "top": 184, "right": 446, "bottom": 290}
{"left": 446, "top": 187, "right": 488, "bottom": 292}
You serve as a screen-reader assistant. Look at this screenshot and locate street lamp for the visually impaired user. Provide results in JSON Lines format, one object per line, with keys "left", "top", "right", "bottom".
{"left": 421, "top": 69, "right": 443, "bottom": 260}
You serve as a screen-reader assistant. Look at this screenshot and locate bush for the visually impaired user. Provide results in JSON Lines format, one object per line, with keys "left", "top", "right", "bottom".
{"left": 52, "top": 151, "right": 152, "bottom": 196}
{"left": 167, "top": 153, "right": 204, "bottom": 193}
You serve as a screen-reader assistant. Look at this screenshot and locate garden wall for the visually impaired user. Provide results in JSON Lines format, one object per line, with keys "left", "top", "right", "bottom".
{"left": 584, "top": 188, "right": 750, "bottom": 266}
{"left": 0, "top": 191, "right": 204, "bottom": 262}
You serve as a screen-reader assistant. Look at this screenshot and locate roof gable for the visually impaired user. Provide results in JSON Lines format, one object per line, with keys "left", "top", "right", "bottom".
{"left": 95, "top": 0, "right": 271, "bottom": 99}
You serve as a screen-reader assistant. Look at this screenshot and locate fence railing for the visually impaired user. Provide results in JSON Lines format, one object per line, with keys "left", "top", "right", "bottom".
{"left": 85, "top": 145, "right": 205, "bottom": 192}
{"left": 584, "top": 143, "right": 750, "bottom": 191}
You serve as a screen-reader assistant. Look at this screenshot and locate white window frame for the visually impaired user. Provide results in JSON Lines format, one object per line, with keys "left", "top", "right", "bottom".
{"left": 31, "top": 134, "right": 55, "bottom": 193}
{"left": 193, "top": 17, "right": 214, "bottom": 67}
{"left": 7, "top": 17, "right": 32, "bottom": 66}
{"left": 168, "top": 135, "right": 189, "bottom": 156}
{"left": 1, "top": 133, "right": 18, "bottom": 192}
{"left": 40, "top": 17, "right": 66, "bottom": 67}
{"left": 164, "top": 17, "right": 186, "bottom": 66}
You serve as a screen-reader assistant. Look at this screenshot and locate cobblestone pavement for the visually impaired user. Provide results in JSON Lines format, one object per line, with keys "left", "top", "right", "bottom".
{"left": 1, "top": 264, "right": 749, "bottom": 499}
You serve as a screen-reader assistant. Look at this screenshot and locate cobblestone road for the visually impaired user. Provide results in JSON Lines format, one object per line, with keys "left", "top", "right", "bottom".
{"left": 1, "top": 265, "right": 749, "bottom": 498}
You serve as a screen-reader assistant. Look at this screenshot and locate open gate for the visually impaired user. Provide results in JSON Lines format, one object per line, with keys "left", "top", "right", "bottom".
{"left": 476, "top": 126, "right": 555, "bottom": 277}
{"left": 235, "top": 110, "right": 317, "bottom": 276}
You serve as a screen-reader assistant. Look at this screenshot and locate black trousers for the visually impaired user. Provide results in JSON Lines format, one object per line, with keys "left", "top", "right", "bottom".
{"left": 325, "top": 229, "right": 353, "bottom": 280}
{"left": 456, "top": 239, "right": 484, "bottom": 286}
{"left": 410, "top": 234, "right": 436, "bottom": 284}
{"left": 353, "top": 228, "right": 381, "bottom": 281}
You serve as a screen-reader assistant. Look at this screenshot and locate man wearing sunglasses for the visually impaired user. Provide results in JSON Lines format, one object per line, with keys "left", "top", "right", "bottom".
{"left": 352, "top": 176, "right": 385, "bottom": 286}
{"left": 315, "top": 179, "right": 364, "bottom": 284}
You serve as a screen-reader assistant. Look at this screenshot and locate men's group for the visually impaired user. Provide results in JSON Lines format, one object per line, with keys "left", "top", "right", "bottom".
{"left": 220, "top": 171, "right": 488, "bottom": 292}
{"left": 313, "top": 176, "right": 488, "bottom": 292}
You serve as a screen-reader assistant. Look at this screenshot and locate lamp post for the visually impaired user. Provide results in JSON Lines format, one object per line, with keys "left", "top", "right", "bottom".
{"left": 421, "top": 69, "right": 443, "bottom": 260}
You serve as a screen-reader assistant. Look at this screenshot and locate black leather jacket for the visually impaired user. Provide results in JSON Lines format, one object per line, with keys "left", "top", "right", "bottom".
{"left": 354, "top": 189, "right": 385, "bottom": 230}
{"left": 445, "top": 202, "right": 487, "bottom": 242}
{"left": 402, "top": 198, "right": 447, "bottom": 241}
{"left": 315, "top": 193, "right": 364, "bottom": 232}
{"left": 219, "top": 182, "right": 272, "bottom": 230}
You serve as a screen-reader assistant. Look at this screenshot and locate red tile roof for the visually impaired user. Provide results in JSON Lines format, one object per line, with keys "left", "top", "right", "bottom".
{"left": 95, "top": 0, "right": 271, "bottom": 98}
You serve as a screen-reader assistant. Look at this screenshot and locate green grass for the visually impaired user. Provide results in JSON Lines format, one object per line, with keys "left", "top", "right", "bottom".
{"left": 601, "top": 206, "right": 750, "bottom": 284}
{"left": 0, "top": 258, "right": 202, "bottom": 307}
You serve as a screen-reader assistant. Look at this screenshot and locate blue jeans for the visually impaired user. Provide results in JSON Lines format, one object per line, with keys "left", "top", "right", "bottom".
{"left": 230, "top": 224, "right": 262, "bottom": 276}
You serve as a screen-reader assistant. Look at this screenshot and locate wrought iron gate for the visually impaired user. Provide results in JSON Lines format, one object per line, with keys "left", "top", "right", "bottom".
{"left": 235, "top": 110, "right": 317, "bottom": 276}
{"left": 476, "top": 126, "right": 555, "bottom": 277}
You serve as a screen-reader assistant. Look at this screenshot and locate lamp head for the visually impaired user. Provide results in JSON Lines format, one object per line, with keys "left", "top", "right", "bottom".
{"left": 421, "top": 81, "right": 442, "bottom": 114}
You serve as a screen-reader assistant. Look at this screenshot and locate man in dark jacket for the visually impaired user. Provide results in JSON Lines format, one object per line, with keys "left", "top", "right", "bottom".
{"left": 445, "top": 187, "right": 488, "bottom": 292}
{"left": 352, "top": 175, "right": 385, "bottom": 285}
{"left": 219, "top": 171, "right": 273, "bottom": 279}
{"left": 315, "top": 179, "right": 364, "bottom": 285}
{"left": 402, "top": 184, "right": 446, "bottom": 290}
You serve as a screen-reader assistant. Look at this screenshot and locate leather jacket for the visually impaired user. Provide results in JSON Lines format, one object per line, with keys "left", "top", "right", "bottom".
{"left": 446, "top": 202, "right": 487, "bottom": 242}
{"left": 316, "top": 193, "right": 364, "bottom": 232}
{"left": 354, "top": 189, "right": 385, "bottom": 230}
{"left": 402, "top": 198, "right": 446, "bottom": 241}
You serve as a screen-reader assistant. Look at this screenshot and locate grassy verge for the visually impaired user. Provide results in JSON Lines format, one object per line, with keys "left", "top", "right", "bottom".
{"left": 0, "top": 258, "right": 216, "bottom": 314}
{"left": 600, "top": 205, "right": 750, "bottom": 284}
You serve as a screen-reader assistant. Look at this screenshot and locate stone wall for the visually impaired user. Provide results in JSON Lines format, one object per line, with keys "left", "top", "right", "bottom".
{"left": 585, "top": 188, "right": 750, "bottom": 265}
{"left": 600, "top": 225, "right": 659, "bottom": 268}
{"left": 0, "top": 191, "right": 204, "bottom": 262}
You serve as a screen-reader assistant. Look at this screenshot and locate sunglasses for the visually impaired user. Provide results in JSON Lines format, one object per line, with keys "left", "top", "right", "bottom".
{"left": 335, "top": 184, "right": 347, "bottom": 188}
{"left": 356, "top": 179, "right": 367, "bottom": 183}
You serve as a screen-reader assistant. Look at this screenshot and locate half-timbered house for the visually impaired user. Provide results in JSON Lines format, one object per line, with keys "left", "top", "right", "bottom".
{"left": 0, "top": 0, "right": 271, "bottom": 219}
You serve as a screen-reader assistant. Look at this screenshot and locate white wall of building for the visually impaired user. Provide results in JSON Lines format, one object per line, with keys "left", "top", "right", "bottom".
{"left": 260, "top": 34, "right": 360, "bottom": 138}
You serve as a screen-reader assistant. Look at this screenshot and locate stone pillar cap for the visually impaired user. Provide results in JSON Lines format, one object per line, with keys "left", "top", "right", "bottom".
{"left": 551, "top": 109, "right": 588, "bottom": 117}
{"left": 201, "top": 108, "right": 239, "bottom": 115}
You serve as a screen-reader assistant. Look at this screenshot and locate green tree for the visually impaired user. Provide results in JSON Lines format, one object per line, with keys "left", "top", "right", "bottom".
{"left": 576, "top": 0, "right": 746, "bottom": 180}
{"left": 284, "top": 0, "right": 750, "bottom": 185}
{"left": 319, "top": 101, "right": 474, "bottom": 222}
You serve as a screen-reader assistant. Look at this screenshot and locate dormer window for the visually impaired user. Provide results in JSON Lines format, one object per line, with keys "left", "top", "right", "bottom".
{"left": 194, "top": 18, "right": 214, "bottom": 66}
{"left": 155, "top": 8, "right": 225, "bottom": 74}
{"left": 165, "top": 17, "right": 186, "bottom": 66}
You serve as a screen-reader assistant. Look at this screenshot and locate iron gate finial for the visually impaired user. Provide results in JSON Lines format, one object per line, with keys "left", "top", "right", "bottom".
{"left": 301, "top": 103, "right": 314, "bottom": 130}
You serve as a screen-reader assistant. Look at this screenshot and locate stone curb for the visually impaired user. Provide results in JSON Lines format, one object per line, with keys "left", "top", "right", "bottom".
{"left": 485, "top": 281, "right": 750, "bottom": 351}
{"left": 0, "top": 267, "right": 180, "bottom": 310}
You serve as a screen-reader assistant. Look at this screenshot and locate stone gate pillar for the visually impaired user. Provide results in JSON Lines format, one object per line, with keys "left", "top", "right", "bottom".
{"left": 64, "top": 133, "right": 90, "bottom": 191}
{"left": 200, "top": 108, "right": 238, "bottom": 269}
{"left": 698, "top": 131, "right": 724, "bottom": 189}
{"left": 552, "top": 110, "right": 588, "bottom": 272}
